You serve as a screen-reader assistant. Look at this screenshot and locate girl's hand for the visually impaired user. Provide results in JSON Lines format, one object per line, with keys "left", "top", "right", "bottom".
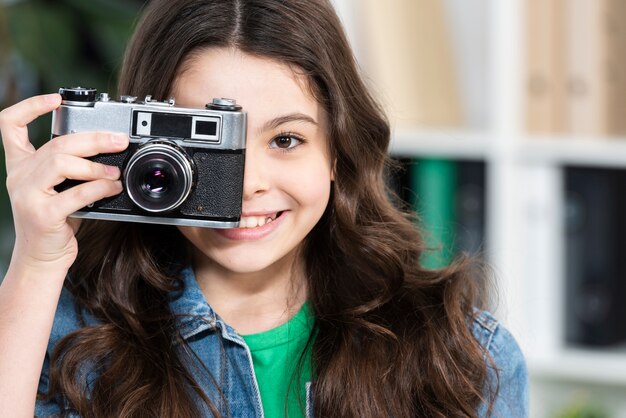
{"left": 0, "top": 93, "right": 129, "bottom": 273}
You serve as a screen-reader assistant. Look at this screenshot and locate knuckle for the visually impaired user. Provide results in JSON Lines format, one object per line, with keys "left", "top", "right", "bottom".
{"left": 50, "top": 153, "right": 67, "bottom": 171}
{"left": 0, "top": 108, "right": 8, "bottom": 126}
{"left": 70, "top": 184, "right": 90, "bottom": 203}
{"left": 93, "top": 162, "right": 107, "bottom": 178}
{"left": 99, "top": 132, "right": 114, "bottom": 145}
{"left": 6, "top": 168, "right": 27, "bottom": 195}
{"left": 5, "top": 176, "right": 17, "bottom": 196}
{"left": 5, "top": 173, "right": 18, "bottom": 193}
{"left": 0, "top": 109, "right": 13, "bottom": 134}
{"left": 99, "top": 179, "right": 118, "bottom": 198}
{"left": 50, "top": 136, "right": 68, "bottom": 152}
{"left": 101, "top": 178, "right": 116, "bottom": 192}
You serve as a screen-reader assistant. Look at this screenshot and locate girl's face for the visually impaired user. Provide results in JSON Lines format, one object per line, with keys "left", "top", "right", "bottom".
{"left": 172, "top": 48, "right": 333, "bottom": 274}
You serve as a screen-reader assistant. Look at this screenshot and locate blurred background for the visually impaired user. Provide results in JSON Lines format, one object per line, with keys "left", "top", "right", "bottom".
{"left": 1, "top": 0, "right": 625, "bottom": 416}
{"left": 0, "top": 0, "right": 144, "bottom": 270}
{"left": 334, "top": 1, "right": 626, "bottom": 417}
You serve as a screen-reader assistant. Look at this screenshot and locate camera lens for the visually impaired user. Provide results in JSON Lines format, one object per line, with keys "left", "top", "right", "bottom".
{"left": 143, "top": 167, "right": 169, "bottom": 196}
{"left": 124, "top": 141, "right": 195, "bottom": 213}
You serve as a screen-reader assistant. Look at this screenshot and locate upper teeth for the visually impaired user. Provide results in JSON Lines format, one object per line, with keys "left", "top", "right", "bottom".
{"left": 239, "top": 213, "right": 278, "bottom": 228}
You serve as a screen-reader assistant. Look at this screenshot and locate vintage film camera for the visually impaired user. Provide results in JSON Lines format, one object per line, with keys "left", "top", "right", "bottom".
{"left": 51, "top": 87, "right": 246, "bottom": 228}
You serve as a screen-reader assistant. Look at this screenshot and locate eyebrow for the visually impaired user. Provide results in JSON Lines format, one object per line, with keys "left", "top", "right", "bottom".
{"left": 259, "top": 112, "right": 318, "bottom": 133}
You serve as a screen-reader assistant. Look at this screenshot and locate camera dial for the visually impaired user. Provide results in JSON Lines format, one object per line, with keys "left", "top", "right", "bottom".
{"left": 124, "top": 140, "right": 196, "bottom": 213}
{"left": 59, "top": 87, "right": 97, "bottom": 106}
{"left": 206, "top": 98, "right": 241, "bottom": 111}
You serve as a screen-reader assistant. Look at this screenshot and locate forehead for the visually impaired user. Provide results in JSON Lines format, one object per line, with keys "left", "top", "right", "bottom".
{"left": 171, "top": 47, "right": 322, "bottom": 125}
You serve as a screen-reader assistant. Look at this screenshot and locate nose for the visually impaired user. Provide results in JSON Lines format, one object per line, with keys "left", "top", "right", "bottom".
{"left": 241, "top": 145, "right": 270, "bottom": 200}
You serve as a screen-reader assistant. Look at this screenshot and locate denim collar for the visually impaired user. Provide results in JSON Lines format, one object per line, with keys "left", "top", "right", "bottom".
{"left": 168, "top": 266, "right": 246, "bottom": 346}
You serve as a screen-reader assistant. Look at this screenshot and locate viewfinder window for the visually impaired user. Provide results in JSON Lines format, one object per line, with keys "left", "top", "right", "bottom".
{"left": 196, "top": 120, "right": 217, "bottom": 136}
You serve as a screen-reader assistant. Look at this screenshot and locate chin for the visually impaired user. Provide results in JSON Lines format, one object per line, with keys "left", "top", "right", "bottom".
{"left": 207, "top": 248, "right": 293, "bottom": 275}
{"left": 218, "top": 259, "right": 276, "bottom": 274}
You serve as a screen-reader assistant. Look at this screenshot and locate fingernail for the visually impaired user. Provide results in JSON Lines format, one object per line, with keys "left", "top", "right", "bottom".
{"left": 114, "top": 180, "right": 123, "bottom": 191}
{"left": 105, "top": 165, "right": 121, "bottom": 178}
{"left": 111, "top": 133, "right": 129, "bottom": 147}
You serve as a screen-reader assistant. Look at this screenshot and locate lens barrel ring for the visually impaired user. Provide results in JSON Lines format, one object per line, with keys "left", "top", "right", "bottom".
{"left": 124, "top": 140, "right": 195, "bottom": 213}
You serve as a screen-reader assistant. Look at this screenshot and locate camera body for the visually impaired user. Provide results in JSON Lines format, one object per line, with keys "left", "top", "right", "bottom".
{"left": 51, "top": 87, "right": 246, "bottom": 228}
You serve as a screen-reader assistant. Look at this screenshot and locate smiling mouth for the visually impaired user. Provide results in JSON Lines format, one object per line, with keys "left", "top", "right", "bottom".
{"left": 238, "top": 211, "right": 284, "bottom": 228}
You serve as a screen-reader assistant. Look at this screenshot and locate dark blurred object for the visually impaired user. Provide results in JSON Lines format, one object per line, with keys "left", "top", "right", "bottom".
{"left": 564, "top": 166, "right": 626, "bottom": 347}
{"left": 455, "top": 161, "right": 486, "bottom": 258}
{"left": 0, "top": 0, "right": 145, "bottom": 273}
{"left": 386, "top": 157, "right": 486, "bottom": 269}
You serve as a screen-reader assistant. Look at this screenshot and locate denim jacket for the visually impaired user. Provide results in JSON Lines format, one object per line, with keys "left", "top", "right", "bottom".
{"left": 36, "top": 266, "right": 529, "bottom": 417}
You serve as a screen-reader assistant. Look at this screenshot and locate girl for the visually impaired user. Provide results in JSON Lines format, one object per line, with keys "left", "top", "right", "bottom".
{"left": 0, "top": 0, "right": 528, "bottom": 417}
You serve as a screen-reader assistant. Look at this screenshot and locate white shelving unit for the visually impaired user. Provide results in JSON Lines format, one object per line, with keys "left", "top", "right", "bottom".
{"left": 389, "top": 129, "right": 491, "bottom": 160}
{"left": 333, "top": 0, "right": 626, "bottom": 417}
{"left": 531, "top": 348, "right": 626, "bottom": 387}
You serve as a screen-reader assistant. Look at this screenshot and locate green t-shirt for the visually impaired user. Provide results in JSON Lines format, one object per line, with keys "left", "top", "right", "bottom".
{"left": 241, "top": 303, "right": 314, "bottom": 418}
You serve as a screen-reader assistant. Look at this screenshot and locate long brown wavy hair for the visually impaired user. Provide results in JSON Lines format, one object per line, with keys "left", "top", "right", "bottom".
{"left": 43, "top": 0, "right": 497, "bottom": 416}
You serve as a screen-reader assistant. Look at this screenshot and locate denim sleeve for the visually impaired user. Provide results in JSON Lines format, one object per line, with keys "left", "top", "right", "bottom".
{"left": 474, "top": 311, "right": 529, "bottom": 418}
{"left": 34, "top": 286, "right": 84, "bottom": 417}
{"left": 35, "top": 351, "right": 62, "bottom": 416}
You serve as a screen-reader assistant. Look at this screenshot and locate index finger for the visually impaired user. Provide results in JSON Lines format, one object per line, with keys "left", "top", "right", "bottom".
{"left": 0, "top": 93, "right": 62, "bottom": 160}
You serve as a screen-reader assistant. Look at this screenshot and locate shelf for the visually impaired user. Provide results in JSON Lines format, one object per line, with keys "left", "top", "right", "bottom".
{"left": 389, "top": 128, "right": 491, "bottom": 160}
{"left": 390, "top": 130, "right": 626, "bottom": 170}
{"left": 529, "top": 348, "right": 626, "bottom": 386}
{"left": 520, "top": 136, "right": 626, "bottom": 169}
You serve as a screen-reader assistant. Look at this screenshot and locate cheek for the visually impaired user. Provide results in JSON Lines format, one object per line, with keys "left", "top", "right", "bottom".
{"left": 282, "top": 158, "right": 332, "bottom": 206}
{"left": 177, "top": 226, "right": 221, "bottom": 256}
{"left": 177, "top": 226, "right": 204, "bottom": 250}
